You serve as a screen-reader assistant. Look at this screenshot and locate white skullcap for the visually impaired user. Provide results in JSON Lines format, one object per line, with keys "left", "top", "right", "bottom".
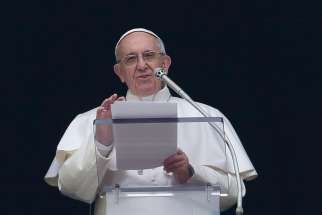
{"left": 114, "top": 28, "right": 164, "bottom": 57}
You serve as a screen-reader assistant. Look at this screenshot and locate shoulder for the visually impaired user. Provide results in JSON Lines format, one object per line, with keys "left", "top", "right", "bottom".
{"left": 170, "top": 96, "right": 224, "bottom": 117}
{"left": 69, "top": 107, "right": 98, "bottom": 126}
{"left": 76, "top": 107, "right": 98, "bottom": 119}
{"left": 57, "top": 107, "right": 99, "bottom": 151}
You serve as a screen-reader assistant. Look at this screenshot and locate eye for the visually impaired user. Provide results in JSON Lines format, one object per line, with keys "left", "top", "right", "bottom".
{"left": 125, "top": 55, "right": 137, "bottom": 64}
{"left": 143, "top": 52, "right": 156, "bottom": 60}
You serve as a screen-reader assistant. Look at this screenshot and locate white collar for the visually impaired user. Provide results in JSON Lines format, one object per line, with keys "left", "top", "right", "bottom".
{"left": 126, "top": 87, "right": 171, "bottom": 102}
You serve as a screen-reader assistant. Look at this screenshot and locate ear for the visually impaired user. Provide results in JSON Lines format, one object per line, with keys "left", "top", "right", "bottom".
{"left": 161, "top": 55, "right": 172, "bottom": 74}
{"left": 114, "top": 64, "right": 125, "bottom": 83}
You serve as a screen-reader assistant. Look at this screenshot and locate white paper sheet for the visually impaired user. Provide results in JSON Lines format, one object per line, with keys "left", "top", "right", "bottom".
{"left": 111, "top": 101, "right": 177, "bottom": 170}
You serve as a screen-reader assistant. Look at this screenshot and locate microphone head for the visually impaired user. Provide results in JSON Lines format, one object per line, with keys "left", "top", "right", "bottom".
{"left": 154, "top": 67, "right": 165, "bottom": 80}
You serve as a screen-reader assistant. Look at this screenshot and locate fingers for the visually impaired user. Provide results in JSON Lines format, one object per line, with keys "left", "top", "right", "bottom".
{"left": 163, "top": 149, "right": 190, "bottom": 176}
{"left": 176, "top": 148, "right": 184, "bottom": 155}
{"left": 164, "top": 160, "right": 187, "bottom": 173}
{"left": 164, "top": 154, "right": 186, "bottom": 167}
{"left": 101, "top": 94, "right": 125, "bottom": 109}
{"left": 96, "top": 106, "right": 111, "bottom": 119}
{"left": 97, "top": 94, "right": 125, "bottom": 119}
{"left": 101, "top": 93, "right": 118, "bottom": 109}
{"left": 164, "top": 149, "right": 186, "bottom": 166}
{"left": 96, "top": 106, "right": 106, "bottom": 115}
{"left": 117, "top": 96, "right": 125, "bottom": 101}
{"left": 164, "top": 150, "right": 189, "bottom": 173}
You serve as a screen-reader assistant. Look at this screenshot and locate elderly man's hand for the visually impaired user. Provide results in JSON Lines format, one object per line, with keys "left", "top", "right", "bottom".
{"left": 95, "top": 94, "right": 125, "bottom": 145}
{"left": 163, "top": 149, "right": 193, "bottom": 184}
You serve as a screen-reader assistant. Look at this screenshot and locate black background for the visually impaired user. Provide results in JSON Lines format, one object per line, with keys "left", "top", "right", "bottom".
{"left": 3, "top": 0, "right": 322, "bottom": 215}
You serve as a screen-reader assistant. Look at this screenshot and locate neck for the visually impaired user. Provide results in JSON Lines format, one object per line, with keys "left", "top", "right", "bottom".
{"left": 126, "top": 86, "right": 170, "bottom": 102}
{"left": 133, "top": 88, "right": 161, "bottom": 97}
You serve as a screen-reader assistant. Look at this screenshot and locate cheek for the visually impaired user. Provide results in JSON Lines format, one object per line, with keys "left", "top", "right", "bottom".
{"left": 124, "top": 72, "right": 136, "bottom": 85}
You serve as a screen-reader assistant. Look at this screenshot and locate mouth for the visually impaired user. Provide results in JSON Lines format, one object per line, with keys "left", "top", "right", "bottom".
{"left": 137, "top": 74, "right": 153, "bottom": 80}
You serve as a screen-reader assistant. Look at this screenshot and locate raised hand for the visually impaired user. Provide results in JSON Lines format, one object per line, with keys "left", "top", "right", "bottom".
{"left": 95, "top": 94, "right": 125, "bottom": 145}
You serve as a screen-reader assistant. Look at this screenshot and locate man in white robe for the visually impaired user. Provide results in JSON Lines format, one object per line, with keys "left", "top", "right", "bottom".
{"left": 45, "top": 28, "right": 257, "bottom": 214}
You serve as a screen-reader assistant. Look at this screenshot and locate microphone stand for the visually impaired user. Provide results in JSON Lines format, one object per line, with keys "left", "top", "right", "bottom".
{"left": 155, "top": 68, "right": 244, "bottom": 215}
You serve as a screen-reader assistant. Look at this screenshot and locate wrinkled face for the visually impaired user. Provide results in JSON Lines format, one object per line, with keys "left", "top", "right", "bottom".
{"left": 114, "top": 32, "right": 171, "bottom": 97}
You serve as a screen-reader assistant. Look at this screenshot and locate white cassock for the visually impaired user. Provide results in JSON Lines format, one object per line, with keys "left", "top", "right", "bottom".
{"left": 44, "top": 87, "right": 257, "bottom": 214}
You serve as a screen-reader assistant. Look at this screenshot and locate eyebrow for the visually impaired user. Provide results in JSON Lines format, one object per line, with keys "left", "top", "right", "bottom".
{"left": 124, "top": 52, "right": 137, "bottom": 56}
{"left": 124, "top": 49, "right": 155, "bottom": 56}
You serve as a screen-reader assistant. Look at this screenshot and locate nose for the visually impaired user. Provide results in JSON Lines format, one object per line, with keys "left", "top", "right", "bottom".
{"left": 136, "top": 55, "right": 147, "bottom": 71}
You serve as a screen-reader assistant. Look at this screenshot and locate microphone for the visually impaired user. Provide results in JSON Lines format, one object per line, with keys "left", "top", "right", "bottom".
{"left": 154, "top": 68, "right": 193, "bottom": 102}
{"left": 154, "top": 68, "right": 244, "bottom": 215}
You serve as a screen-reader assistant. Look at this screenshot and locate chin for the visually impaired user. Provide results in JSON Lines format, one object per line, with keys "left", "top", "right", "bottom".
{"left": 136, "top": 85, "right": 160, "bottom": 96}
{"left": 133, "top": 80, "right": 161, "bottom": 96}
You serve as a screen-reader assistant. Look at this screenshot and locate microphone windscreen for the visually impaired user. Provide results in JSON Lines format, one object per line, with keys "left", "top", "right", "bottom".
{"left": 154, "top": 67, "right": 165, "bottom": 80}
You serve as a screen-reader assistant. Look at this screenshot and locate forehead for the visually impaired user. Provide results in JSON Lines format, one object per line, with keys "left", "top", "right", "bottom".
{"left": 117, "top": 32, "right": 159, "bottom": 55}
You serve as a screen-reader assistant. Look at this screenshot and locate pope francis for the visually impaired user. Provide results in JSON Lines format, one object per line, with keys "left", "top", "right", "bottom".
{"left": 45, "top": 28, "right": 257, "bottom": 214}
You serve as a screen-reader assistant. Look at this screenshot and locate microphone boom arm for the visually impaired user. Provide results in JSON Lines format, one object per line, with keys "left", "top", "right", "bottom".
{"left": 154, "top": 68, "right": 244, "bottom": 215}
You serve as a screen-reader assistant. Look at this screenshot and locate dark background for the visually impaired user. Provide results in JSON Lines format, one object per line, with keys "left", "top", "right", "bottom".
{"left": 3, "top": 0, "right": 322, "bottom": 215}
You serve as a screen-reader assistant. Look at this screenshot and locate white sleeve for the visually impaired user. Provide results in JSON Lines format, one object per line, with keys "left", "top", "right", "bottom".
{"left": 44, "top": 110, "right": 116, "bottom": 203}
{"left": 57, "top": 139, "right": 114, "bottom": 203}
{"left": 187, "top": 164, "right": 246, "bottom": 211}
{"left": 95, "top": 140, "right": 114, "bottom": 157}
